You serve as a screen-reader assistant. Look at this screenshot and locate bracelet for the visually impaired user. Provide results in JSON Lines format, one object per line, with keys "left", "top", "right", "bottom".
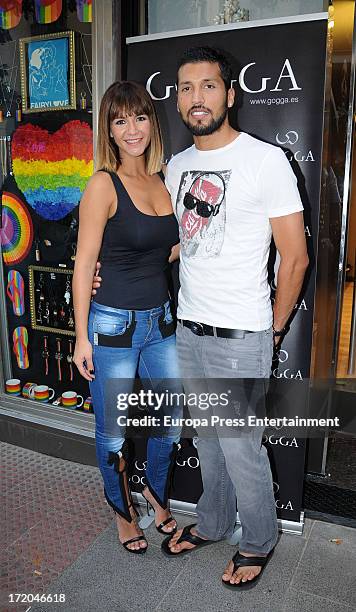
{"left": 272, "top": 324, "right": 288, "bottom": 337}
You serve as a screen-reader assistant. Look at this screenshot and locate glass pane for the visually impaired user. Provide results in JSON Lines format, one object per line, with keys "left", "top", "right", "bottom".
{"left": 148, "top": 0, "right": 327, "bottom": 34}
{"left": 0, "top": 6, "right": 93, "bottom": 414}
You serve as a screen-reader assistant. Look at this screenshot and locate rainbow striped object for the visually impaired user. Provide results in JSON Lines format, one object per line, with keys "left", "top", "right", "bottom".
{"left": 0, "top": 192, "right": 33, "bottom": 265}
{"left": 0, "top": 0, "right": 22, "bottom": 29}
{"left": 76, "top": 0, "right": 91, "bottom": 23}
{"left": 7, "top": 270, "right": 25, "bottom": 316}
{"left": 13, "top": 326, "right": 29, "bottom": 369}
{"left": 12, "top": 121, "right": 93, "bottom": 221}
{"left": 62, "top": 395, "right": 77, "bottom": 407}
{"left": 34, "top": 0, "right": 62, "bottom": 24}
{"left": 6, "top": 379, "right": 21, "bottom": 395}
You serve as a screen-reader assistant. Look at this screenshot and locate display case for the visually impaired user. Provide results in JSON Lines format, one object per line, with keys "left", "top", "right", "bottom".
{"left": 0, "top": 1, "right": 94, "bottom": 427}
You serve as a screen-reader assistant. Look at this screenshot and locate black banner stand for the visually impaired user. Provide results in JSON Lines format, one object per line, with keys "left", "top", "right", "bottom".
{"left": 127, "top": 13, "right": 328, "bottom": 533}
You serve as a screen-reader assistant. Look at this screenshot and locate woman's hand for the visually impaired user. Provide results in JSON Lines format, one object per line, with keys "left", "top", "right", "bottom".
{"left": 73, "top": 338, "right": 95, "bottom": 381}
{"left": 169, "top": 243, "right": 180, "bottom": 263}
{"left": 91, "top": 261, "right": 102, "bottom": 296}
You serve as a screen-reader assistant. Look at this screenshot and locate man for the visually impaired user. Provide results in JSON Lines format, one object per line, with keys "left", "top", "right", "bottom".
{"left": 94, "top": 46, "right": 308, "bottom": 589}
{"left": 161, "top": 46, "right": 308, "bottom": 589}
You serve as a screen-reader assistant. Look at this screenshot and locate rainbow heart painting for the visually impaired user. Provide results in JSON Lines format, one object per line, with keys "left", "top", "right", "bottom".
{"left": 12, "top": 121, "right": 93, "bottom": 221}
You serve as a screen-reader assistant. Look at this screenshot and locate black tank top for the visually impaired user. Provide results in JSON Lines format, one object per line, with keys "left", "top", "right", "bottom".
{"left": 93, "top": 171, "right": 179, "bottom": 310}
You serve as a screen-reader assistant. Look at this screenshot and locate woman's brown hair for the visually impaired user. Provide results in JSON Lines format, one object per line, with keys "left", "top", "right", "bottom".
{"left": 95, "top": 81, "right": 163, "bottom": 175}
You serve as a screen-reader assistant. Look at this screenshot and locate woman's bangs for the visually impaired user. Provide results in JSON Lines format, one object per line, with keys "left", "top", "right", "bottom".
{"left": 109, "top": 86, "right": 151, "bottom": 121}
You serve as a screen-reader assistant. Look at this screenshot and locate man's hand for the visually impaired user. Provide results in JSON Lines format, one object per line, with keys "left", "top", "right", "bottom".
{"left": 91, "top": 261, "right": 102, "bottom": 296}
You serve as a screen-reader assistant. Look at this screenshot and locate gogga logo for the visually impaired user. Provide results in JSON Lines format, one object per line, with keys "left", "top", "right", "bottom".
{"left": 275, "top": 131, "right": 315, "bottom": 162}
{"left": 273, "top": 481, "right": 294, "bottom": 510}
{"left": 176, "top": 455, "right": 200, "bottom": 469}
{"left": 273, "top": 349, "right": 289, "bottom": 364}
{"left": 130, "top": 474, "right": 146, "bottom": 485}
{"left": 276, "top": 131, "right": 299, "bottom": 145}
{"left": 263, "top": 435, "right": 299, "bottom": 447}
{"left": 272, "top": 349, "right": 303, "bottom": 380}
{"left": 146, "top": 59, "right": 301, "bottom": 100}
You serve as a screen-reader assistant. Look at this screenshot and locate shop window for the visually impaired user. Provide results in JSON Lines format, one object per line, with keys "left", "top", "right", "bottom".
{"left": 147, "top": 0, "right": 327, "bottom": 34}
{"left": 0, "top": 1, "right": 93, "bottom": 415}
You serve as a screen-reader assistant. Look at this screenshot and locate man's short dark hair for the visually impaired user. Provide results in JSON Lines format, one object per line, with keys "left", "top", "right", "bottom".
{"left": 177, "top": 46, "right": 232, "bottom": 92}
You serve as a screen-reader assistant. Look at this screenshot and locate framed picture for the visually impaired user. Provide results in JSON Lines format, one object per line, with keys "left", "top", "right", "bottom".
{"left": 19, "top": 31, "right": 76, "bottom": 113}
{"left": 29, "top": 265, "right": 75, "bottom": 336}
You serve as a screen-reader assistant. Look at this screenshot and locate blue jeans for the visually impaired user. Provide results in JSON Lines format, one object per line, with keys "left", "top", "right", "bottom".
{"left": 88, "top": 300, "right": 182, "bottom": 521}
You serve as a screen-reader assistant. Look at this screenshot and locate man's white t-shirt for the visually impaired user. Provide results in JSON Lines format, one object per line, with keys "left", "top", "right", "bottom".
{"left": 165, "top": 132, "right": 304, "bottom": 331}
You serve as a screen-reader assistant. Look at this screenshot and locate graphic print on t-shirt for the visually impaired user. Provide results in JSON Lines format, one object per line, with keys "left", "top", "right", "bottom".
{"left": 176, "top": 170, "right": 231, "bottom": 257}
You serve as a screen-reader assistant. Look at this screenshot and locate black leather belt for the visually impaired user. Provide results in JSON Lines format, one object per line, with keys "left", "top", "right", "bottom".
{"left": 179, "top": 319, "right": 254, "bottom": 338}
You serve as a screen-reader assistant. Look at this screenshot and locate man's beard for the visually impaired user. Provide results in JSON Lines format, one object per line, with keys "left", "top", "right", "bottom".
{"left": 181, "top": 105, "right": 228, "bottom": 136}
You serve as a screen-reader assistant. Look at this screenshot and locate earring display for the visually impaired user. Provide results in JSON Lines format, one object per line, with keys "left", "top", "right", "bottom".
{"left": 29, "top": 265, "right": 75, "bottom": 336}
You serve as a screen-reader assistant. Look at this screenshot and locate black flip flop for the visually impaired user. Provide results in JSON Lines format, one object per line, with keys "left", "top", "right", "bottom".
{"left": 161, "top": 523, "right": 213, "bottom": 558}
{"left": 222, "top": 549, "right": 274, "bottom": 590}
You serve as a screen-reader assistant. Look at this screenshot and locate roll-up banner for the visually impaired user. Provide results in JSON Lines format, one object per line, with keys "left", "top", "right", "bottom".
{"left": 127, "top": 14, "right": 328, "bottom": 527}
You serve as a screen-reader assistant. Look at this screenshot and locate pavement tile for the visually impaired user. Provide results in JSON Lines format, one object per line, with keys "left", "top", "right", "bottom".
{"left": 0, "top": 548, "right": 59, "bottom": 609}
{"left": 283, "top": 587, "right": 354, "bottom": 611}
{"left": 2, "top": 442, "right": 355, "bottom": 612}
{"left": 301, "top": 517, "right": 314, "bottom": 540}
{"left": 6, "top": 510, "right": 111, "bottom": 575}
{"left": 29, "top": 523, "right": 189, "bottom": 612}
{"left": 154, "top": 530, "right": 306, "bottom": 612}
{"left": 290, "top": 520, "right": 356, "bottom": 609}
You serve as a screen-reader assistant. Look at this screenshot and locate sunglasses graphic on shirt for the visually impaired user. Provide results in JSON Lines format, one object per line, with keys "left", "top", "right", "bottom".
{"left": 182, "top": 172, "right": 226, "bottom": 218}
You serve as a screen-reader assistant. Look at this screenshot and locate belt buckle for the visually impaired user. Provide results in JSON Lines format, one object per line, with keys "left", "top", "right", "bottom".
{"left": 191, "top": 321, "right": 204, "bottom": 336}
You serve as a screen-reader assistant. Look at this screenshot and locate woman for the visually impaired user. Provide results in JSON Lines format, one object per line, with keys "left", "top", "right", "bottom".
{"left": 73, "top": 81, "right": 181, "bottom": 554}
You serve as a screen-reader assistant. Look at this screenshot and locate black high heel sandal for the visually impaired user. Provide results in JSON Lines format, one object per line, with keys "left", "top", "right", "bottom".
{"left": 107, "top": 447, "right": 148, "bottom": 554}
{"left": 113, "top": 503, "right": 148, "bottom": 555}
{"left": 142, "top": 490, "right": 177, "bottom": 536}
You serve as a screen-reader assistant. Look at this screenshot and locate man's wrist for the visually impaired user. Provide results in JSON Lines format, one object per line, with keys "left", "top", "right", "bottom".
{"left": 272, "top": 323, "right": 289, "bottom": 338}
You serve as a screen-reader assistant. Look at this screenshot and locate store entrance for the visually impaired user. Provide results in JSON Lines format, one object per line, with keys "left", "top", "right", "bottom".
{"left": 304, "top": 1, "right": 356, "bottom": 524}
{"left": 331, "top": 114, "right": 356, "bottom": 498}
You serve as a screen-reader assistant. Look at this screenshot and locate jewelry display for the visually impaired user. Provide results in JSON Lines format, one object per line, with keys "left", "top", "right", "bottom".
{"left": 0, "top": 41, "right": 18, "bottom": 119}
{"left": 42, "top": 335, "right": 49, "bottom": 376}
{"left": 80, "top": 91, "right": 87, "bottom": 110}
{"left": 64, "top": 276, "right": 71, "bottom": 304}
{"left": 29, "top": 265, "right": 75, "bottom": 336}
{"left": 67, "top": 339, "right": 74, "bottom": 381}
{"left": 36, "top": 300, "right": 43, "bottom": 324}
{"left": 55, "top": 337, "right": 63, "bottom": 381}
{"left": 67, "top": 308, "right": 74, "bottom": 329}
{"left": 15, "top": 98, "right": 22, "bottom": 122}
{"left": 35, "top": 240, "right": 41, "bottom": 262}
{"left": 0, "top": 136, "right": 8, "bottom": 178}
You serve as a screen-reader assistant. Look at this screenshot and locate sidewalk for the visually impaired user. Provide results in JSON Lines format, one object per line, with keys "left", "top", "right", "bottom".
{"left": 1, "top": 441, "right": 356, "bottom": 612}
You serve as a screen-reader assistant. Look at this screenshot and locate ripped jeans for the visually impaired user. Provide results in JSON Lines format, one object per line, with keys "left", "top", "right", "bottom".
{"left": 88, "top": 300, "right": 182, "bottom": 522}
